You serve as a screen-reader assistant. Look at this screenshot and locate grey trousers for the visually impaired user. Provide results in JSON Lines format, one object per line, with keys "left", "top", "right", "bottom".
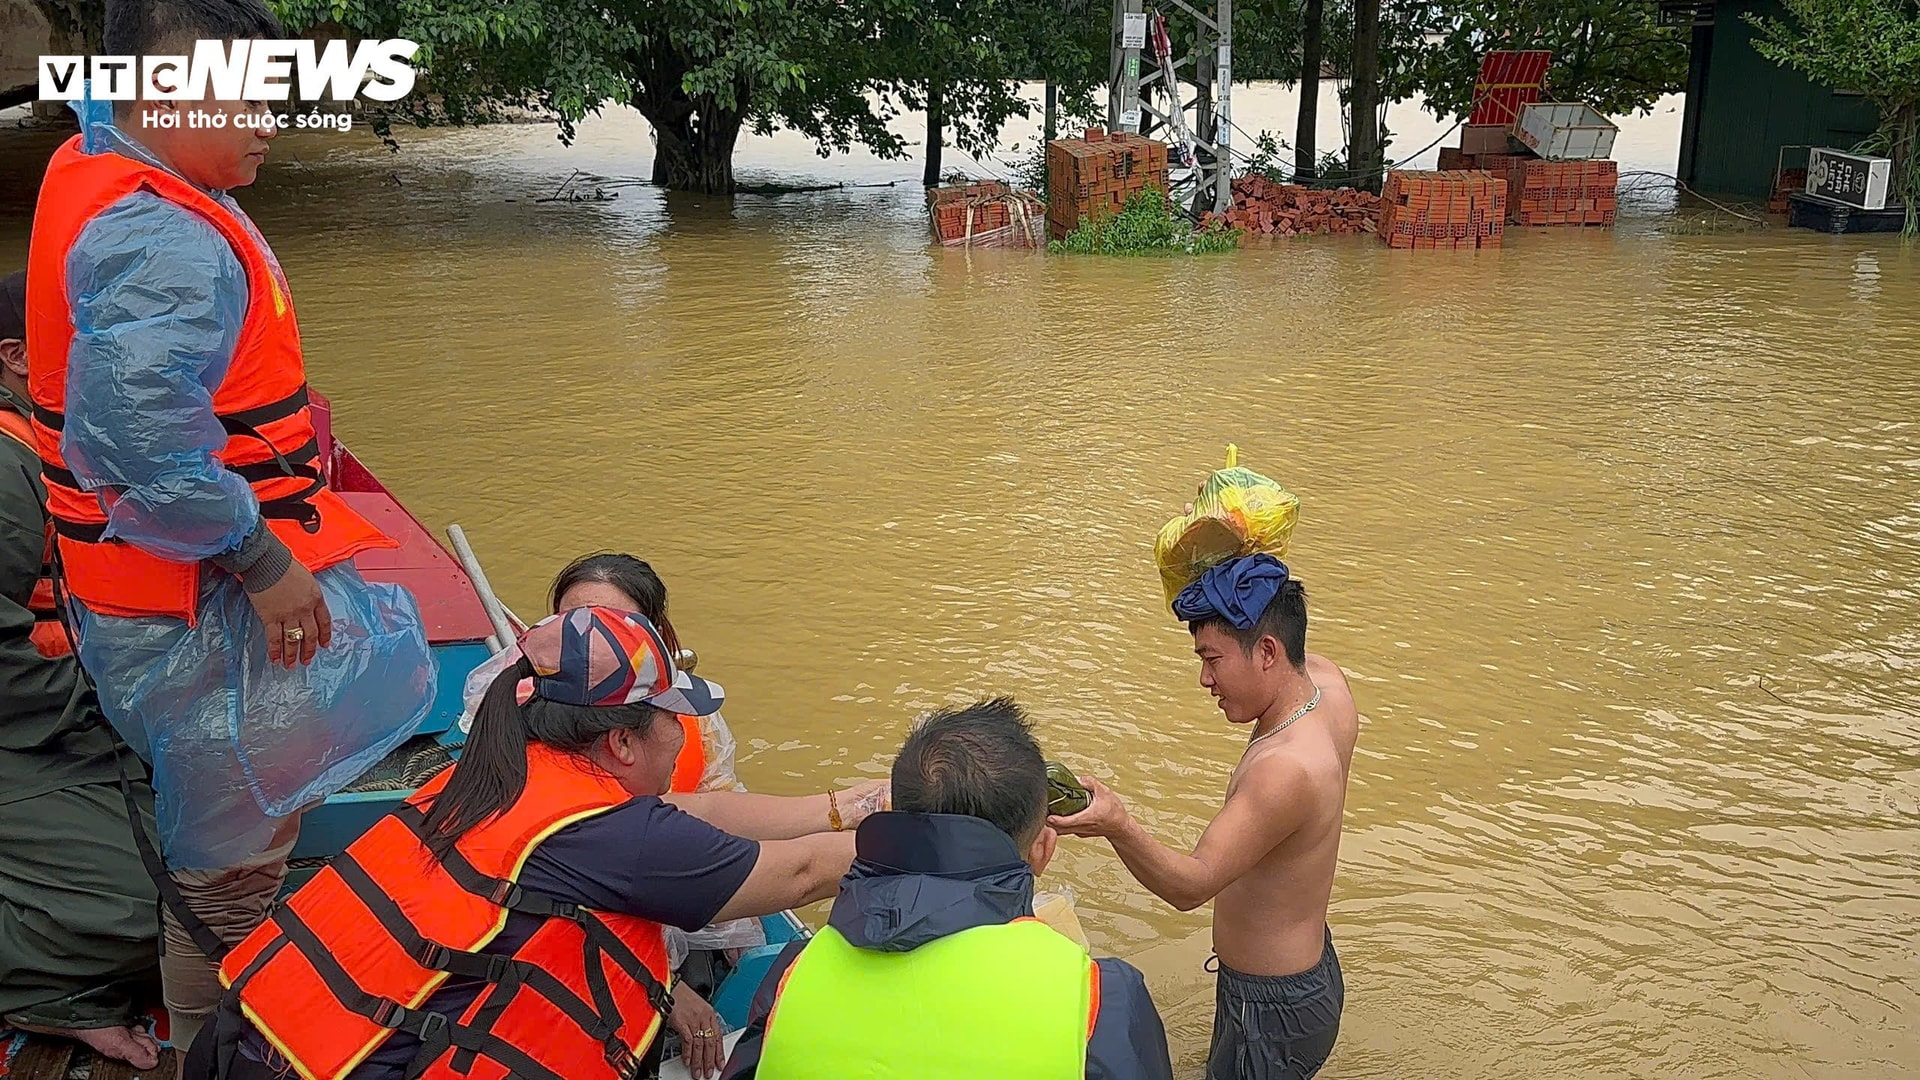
{"left": 159, "top": 816, "right": 301, "bottom": 1056}
{"left": 1205, "top": 928, "right": 1344, "bottom": 1080}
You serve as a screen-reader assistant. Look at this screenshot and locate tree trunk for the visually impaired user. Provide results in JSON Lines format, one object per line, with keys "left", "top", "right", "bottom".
{"left": 648, "top": 105, "right": 742, "bottom": 195}
{"left": 1045, "top": 80, "right": 1058, "bottom": 143}
{"left": 1295, "top": 0, "right": 1324, "bottom": 182}
{"left": 1348, "top": 0, "right": 1383, "bottom": 193}
{"left": 924, "top": 79, "right": 947, "bottom": 188}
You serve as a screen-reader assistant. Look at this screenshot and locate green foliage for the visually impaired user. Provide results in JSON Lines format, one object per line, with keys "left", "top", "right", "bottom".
{"left": 1387, "top": 1, "right": 1689, "bottom": 119}
{"left": 1238, "top": 130, "right": 1348, "bottom": 187}
{"left": 1750, "top": 0, "right": 1920, "bottom": 234}
{"left": 271, "top": 0, "right": 917, "bottom": 190}
{"left": 1047, "top": 187, "right": 1243, "bottom": 256}
{"left": 1243, "top": 131, "right": 1294, "bottom": 184}
{"left": 1008, "top": 139, "right": 1049, "bottom": 200}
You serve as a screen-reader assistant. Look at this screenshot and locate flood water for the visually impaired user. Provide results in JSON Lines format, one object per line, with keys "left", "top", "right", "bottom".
{"left": 2, "top": 86, "right": 1917, "bottom": 1078}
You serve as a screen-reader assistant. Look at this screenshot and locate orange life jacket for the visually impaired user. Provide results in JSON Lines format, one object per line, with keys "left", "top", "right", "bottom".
{"left": 0, "top": 405, "right": 73, "bottom": 657}
{"left": 670, "top": 713, "right": 707, "bottom": 793}
{"left": 218, "top": 744, "right": 674, "bottom": 1080}
{"left": 24, "top": 135, "right": 393, "bottom": 626}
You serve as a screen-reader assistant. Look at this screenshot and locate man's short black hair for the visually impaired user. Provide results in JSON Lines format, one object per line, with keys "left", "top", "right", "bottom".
{"left": 105, "top": 0, "right": 284, "bottom": 57}
{"left": 1188, "top": 578, "right": 1309, "bottom": 668}
{"left": 892, "top": 697, "right": 1048, "bottom": 847}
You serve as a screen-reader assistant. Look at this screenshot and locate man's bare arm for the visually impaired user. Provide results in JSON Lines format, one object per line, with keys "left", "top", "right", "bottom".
{"left": 1053, "top": 765, "right": 1311, "bottom": 911}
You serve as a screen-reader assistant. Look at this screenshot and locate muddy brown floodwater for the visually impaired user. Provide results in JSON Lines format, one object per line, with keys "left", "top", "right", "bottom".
{"left": 2, "top": 88, "right": 1916, "bottom": 1079}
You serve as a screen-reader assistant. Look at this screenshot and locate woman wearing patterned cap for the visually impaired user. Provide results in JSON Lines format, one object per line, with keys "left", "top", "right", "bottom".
{"left": 458, "top": 553, "right": 889, "bottom": 1076}
{"left": 186, "top": 607, "right": 860, "bottom": 1080}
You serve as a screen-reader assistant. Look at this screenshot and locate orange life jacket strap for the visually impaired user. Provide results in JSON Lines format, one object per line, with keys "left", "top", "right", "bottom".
{"left": 0, "top": 408, "right": 73, "bottom": 656}
{"left": 264, "top": 901, "right": 577, "bottom": 1080}
{"left": 389, "top": 804, "right": 675, "bottom": 1013}
{"left": 32, "top": 384, "right": 310, "bottom": 434}
{"left": 39, "top": 379, "right": 327, "bottom": 541}
{"left": 324, "top": 853, "right": 626, "bottom": 1049}
{"left": 38, "top": 436, "right": 322, "bottom": 494}
{"left": 243, "top": 814, "right": 670, "bottom": 1080}
{"left": 48, "top": 469, "right": 327, "bottom": 545}
{"left": 216, "top": 384, "right": 311, "bottom": 432}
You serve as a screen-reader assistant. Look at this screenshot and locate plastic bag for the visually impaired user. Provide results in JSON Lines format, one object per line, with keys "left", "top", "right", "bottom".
{"left": 76, "top": 564, "right": 437, "bottom": 871}
{"left": 1153, "top": 444, "right": 1300, "bottom": 608}
{"left": 666, "top": 917, "right": 769, "bottom": 971}
{"left": 1032, "top": 888, "right": 1091, "bottom": 951}
{"left": 697, "top": 711, "right": 747, "bottom": 793}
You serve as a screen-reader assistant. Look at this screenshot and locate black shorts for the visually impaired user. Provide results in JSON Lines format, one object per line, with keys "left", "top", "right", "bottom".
{"left": 1205, "top": 927, "right": 1344, "bottom": 1080}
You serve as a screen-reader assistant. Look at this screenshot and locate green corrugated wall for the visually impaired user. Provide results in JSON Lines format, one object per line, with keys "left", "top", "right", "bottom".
{"left": 1681, "top": 0, "right": 1881, "bottom": 196}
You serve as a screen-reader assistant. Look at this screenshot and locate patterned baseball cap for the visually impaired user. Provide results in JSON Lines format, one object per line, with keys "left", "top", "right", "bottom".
{"left": 515, "top": 606, "right": 723, "bottom": 716}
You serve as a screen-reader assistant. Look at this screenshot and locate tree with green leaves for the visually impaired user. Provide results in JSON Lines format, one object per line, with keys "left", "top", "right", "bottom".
{"left": 865, "top": 0, "right": 1035, "bottom": 187}
{"left": 1388, "top": 1, "right": 1689, "bottom": 120}
{"left": 273, "top": 0, "right": 908, "bottom": 195}
{"left": 1750, "top": 0, "right": 1920, "bottom": 234}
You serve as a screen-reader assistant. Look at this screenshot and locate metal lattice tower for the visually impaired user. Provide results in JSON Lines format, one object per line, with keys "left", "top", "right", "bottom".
{"left": 1108, "top": 0, "right": 1233, "bottom": 215}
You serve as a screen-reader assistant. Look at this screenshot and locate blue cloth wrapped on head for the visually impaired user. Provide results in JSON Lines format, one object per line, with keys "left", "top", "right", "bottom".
{"left": 1170, "top": 553, "right": 1290, "bottom": 630}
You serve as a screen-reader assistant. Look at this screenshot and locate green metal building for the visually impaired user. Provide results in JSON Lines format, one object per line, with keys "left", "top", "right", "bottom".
{"left": 1673, "top": 0, "right": 1881, "bottom": 196}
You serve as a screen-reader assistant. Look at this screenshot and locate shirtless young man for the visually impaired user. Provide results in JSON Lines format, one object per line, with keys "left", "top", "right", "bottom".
{"left": 1051, "top": 554, "right": 1358, "bottom": 1080}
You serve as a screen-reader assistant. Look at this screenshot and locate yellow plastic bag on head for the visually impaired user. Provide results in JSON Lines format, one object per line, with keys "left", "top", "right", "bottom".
{"left": 1153, "top": 445, "right": 1300, "bottom": 607}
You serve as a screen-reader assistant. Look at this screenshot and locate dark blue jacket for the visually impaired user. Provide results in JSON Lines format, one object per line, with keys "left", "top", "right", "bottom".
{"left": 721, "top": 812, "right": 1174, "bottom": 1080}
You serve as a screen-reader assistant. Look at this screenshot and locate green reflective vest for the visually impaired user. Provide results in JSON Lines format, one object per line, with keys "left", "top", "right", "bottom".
{"left": 756, "top": 919, "right": 1097, "bottom": 1079}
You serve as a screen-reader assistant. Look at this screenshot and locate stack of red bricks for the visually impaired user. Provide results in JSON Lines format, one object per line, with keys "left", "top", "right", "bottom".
{"left": 929, "top": 181, "right": 1012, "bottom": 238}
{"left": 1437, "top": 148, "right": 1536, "bottom": 175}
{"left": 1501, "top": 159, "right": 1617, "bottom": 226}
{"left": 1046, "top": 128, "right": 1171, "bottom": 240}
{"left": 1378, "top": 170, "right": 1508, "bottom": 250}
{"left": 1202, "top": 175, "right": 1383, "bottom": 237}
{"left": 1768, "top": 169, "right": 1808, "bottom": 215}
{"left": 1435, "top": 152, "right": 1619, "bottom": 229}
{"left": 926, "top": 181, "right": 1046, "bottom": 247}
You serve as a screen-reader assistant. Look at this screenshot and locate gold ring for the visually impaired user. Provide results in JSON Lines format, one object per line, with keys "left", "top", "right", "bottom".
{"left": 694, "top": 1029, "right": 715, "bottom": 1039}
{"left": 283, "top": 626, "right": 306, "bottom": 643}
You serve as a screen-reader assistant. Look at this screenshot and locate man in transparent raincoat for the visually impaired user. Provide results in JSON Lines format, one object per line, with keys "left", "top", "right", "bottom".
{"left": 22, "top": 0, "right": 435, "bottom": 1056}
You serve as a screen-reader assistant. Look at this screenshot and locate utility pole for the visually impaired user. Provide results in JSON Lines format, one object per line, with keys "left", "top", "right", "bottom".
{"left": 1109, "top": 0, "right": 1233, "bottom": 216}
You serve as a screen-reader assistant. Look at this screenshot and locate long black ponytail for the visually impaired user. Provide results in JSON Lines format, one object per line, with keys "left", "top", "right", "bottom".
{"left": 420, "top": 655, "right": 663, "bottom": 853}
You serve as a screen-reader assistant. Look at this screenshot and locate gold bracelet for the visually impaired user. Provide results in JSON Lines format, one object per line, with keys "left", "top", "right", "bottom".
{"left": 828, "top": 789, "right": 845, "bottom": 831}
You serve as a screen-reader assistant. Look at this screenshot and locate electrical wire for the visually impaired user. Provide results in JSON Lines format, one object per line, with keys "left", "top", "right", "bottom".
{"left": 1615, "top": 170, "right": 1770, "bottom": 225}
{"left": 950, "top": 146, "right": 1013, "bottom": 183}
{"left": 1219, "top": 83, "right": 1501, "bottom": 187}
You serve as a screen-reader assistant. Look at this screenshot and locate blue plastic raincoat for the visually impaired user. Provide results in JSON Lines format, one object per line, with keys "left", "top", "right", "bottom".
{"left": 56, "top": 94, "right": 435, "bottom": 871}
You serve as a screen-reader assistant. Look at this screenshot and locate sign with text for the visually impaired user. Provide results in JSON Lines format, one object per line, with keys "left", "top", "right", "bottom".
{"left": 1807, "top": 148, "right": 1892, "bottom": 210}
{"left": 39, "top": 39, "right": 419, "bottom": 104}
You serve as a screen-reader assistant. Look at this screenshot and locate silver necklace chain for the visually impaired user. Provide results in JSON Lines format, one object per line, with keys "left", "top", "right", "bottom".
{"left": 1245, "top": 687, "right": 1322, "bottom": 753}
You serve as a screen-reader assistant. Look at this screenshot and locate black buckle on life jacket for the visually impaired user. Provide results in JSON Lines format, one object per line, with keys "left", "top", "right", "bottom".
{"left": 604, "top": 1042, "right": 642, "bottom": 1080}
{"left": 645, "top": 977, "right": 674, "bottom": 1020}
{"left": 414, "top": 941, "right": 515, "bottom": 986}
{"left": 374, "top": 1000, "right": 409, "bottom": 1030}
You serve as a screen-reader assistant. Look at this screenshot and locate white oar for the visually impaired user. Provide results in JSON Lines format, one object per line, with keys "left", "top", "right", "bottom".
{"left": 446, "top": 524, "right": 519, "bottom": 654}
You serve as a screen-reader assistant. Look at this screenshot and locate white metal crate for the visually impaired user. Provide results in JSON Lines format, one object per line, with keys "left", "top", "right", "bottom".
{"left": 1513, "top": 103, "right": 1619, "bottom": 161}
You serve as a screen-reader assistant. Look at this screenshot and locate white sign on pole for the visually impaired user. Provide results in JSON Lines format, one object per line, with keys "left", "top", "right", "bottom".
{"left": 1122, "top": 14, "right": 1148, "bottom": 49}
